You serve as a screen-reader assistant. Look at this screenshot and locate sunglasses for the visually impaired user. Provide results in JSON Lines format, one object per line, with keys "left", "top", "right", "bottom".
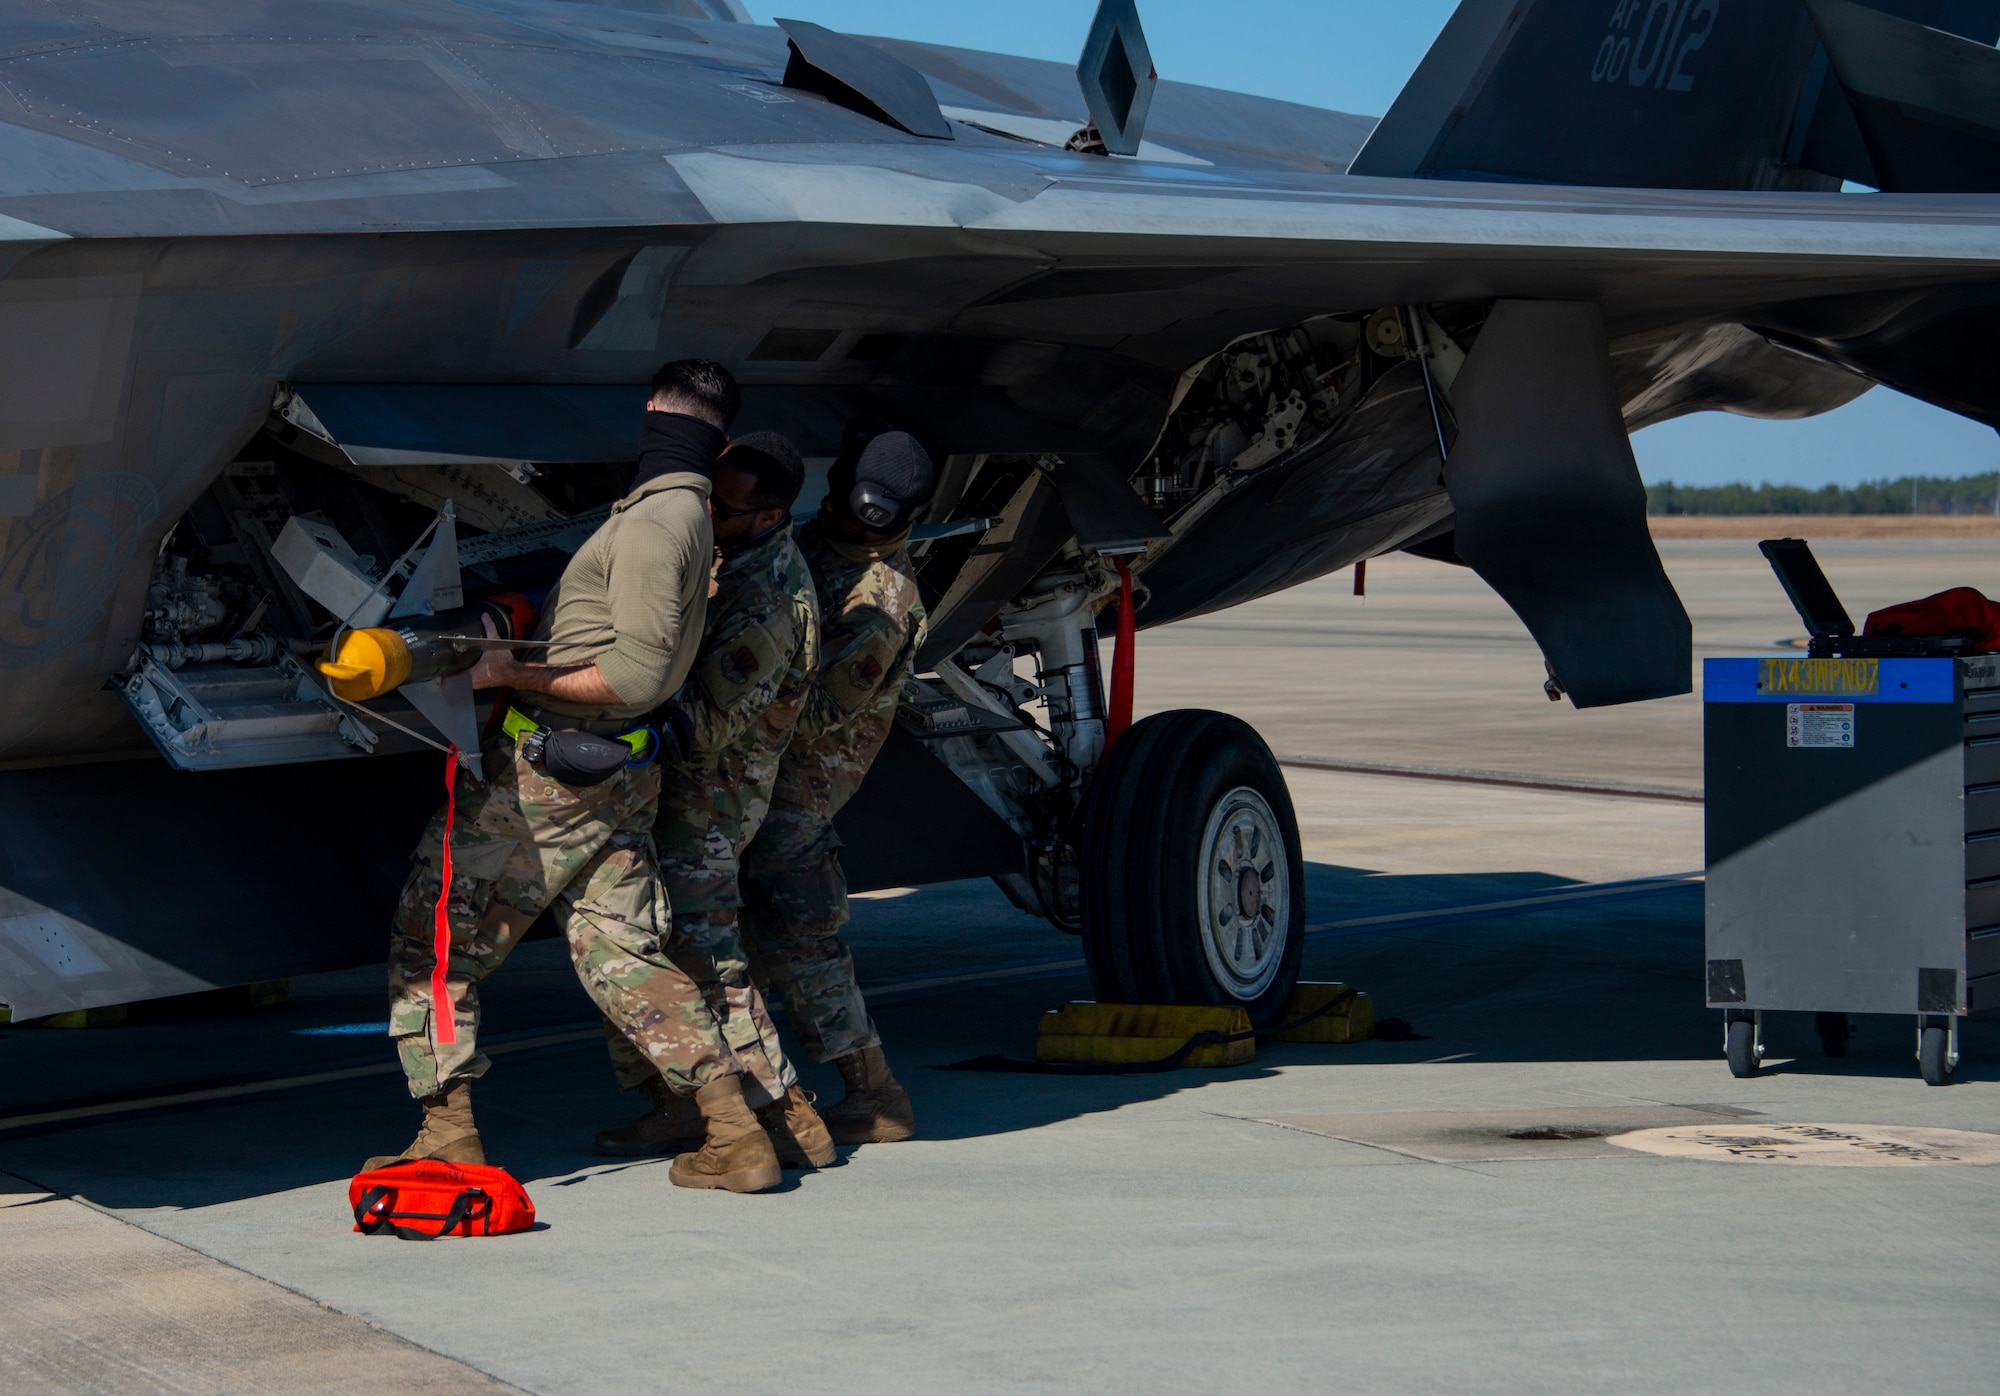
{"left": 710, "top": 496, "right": 766, "bottom": 522}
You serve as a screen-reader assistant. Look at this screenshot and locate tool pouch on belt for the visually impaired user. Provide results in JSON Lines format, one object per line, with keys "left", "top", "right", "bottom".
{"left": 539, "top": 729, "right": 633, "bottom": 788}
{"left": 348, "top": 1160, "right": 536, "bottom": 1240}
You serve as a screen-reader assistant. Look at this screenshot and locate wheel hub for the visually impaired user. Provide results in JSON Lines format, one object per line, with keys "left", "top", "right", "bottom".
{"left": 1195, "top": 787, "right": 1291, "bottom": 1002}
{"left": 1235, "top": 866, "right": 1264, "bottom": 920}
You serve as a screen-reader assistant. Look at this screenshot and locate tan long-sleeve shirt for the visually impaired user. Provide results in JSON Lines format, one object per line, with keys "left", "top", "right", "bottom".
{"left": 533, "top": 470, "right": 713, "bottom": 723}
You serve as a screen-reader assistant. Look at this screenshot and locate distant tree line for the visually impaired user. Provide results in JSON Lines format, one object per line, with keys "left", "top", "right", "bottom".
{"left": 1648, "top": 473, "right": 2000, "bottom": 516}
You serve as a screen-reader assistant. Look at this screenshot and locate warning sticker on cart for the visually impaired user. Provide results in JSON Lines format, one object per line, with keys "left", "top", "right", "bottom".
{"left": 1787, "top": 703, "right": 1854, "bottom": 748}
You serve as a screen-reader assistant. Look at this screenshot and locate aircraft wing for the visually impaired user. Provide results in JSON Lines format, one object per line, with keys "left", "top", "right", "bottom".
{"left": 0, "top": 1, "right": 1988, "bottom": 427}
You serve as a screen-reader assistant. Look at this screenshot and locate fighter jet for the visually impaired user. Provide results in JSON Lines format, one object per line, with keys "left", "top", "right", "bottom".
{"left": 0, "top": 0, "right": 1996, "bottom": 1027}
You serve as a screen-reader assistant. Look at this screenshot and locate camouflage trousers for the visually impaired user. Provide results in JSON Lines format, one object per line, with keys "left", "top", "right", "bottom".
{"left": 740, "top": 798, "right": 880, "bottom": 1064}
{"left": 386, "top": 737, "right": 740, "bottom": 1099}
{"left": 601, "top": 906, "right": 795, "bottom": 1108}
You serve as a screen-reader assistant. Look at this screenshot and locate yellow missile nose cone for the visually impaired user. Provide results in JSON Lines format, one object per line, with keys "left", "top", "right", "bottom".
{"left": 317, "top": 628, "right": 412, "bottom": 701}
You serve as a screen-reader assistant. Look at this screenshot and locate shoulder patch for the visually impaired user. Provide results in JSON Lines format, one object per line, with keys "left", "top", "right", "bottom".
{"left": 697, "top": 620, "right": 782, "bottom": 711}
{"left": 821, "top": 626, "right": 902, "bottom": 717}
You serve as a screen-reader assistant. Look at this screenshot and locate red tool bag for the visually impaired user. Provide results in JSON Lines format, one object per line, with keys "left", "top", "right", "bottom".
{"left": 1865, "top": 586, "right": 2000, "bottom": 650}
{"left": 348, "top": 1160, "right": 536, "bottom": 1240}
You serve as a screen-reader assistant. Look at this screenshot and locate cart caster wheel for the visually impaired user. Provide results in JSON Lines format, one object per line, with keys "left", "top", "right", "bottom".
{"left": 1727, "top": 1018, "right": 1760, "bottom": 1078}
{"left": 1920, "top": 1025, "right": 1954, "bottom": 1087}
{"left": 1816, "top": 1012, "right": 1851, "bottom": 1059}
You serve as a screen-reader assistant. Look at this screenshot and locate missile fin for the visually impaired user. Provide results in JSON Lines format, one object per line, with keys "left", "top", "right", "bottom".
{"left": 402, "top": 672, "right": 485, "bottom": 781}
{"left": 392, "top": 503, "right": 463, "bottom": 619}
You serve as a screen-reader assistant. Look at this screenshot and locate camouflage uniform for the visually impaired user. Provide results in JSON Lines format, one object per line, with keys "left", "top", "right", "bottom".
{"left": 387, "top": 464, "right": 737, "bottom": 1103}
{"left": 387, "top": 739, "right": 736, "bottom": 1099}
{"left": 602, "top": 524, "right": 821, "bottom": 1106}
{"left": 740, "top": 518, "right": 927, "bottom": 1063}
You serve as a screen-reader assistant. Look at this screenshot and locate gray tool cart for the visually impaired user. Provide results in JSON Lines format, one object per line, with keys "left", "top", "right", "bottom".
{"left": 1705, "top": 539, "right": 1994, "bottom": 1085}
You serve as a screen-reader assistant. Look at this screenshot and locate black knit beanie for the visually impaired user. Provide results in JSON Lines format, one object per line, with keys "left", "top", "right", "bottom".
{"left": 855, "top": 432, "right": 935, "bottom": 506}
{"left": 827, "top": 430, "right": 935, "bottom": 530}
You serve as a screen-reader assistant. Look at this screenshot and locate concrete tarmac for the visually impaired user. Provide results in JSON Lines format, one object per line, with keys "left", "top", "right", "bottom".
{"left": 2, "top": 537, "right": 1997, "bottom": 1392}
{"left": 1137, "top": 536, "right": 2000, "bottom": 794}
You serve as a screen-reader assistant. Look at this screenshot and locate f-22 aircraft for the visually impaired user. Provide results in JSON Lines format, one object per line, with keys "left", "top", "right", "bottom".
{"left": 0, "top": 0, "right": 1995, "bottom": 1026}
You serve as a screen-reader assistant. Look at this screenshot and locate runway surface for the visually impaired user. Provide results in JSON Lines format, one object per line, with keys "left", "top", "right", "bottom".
{"left": 1, "top": 536, "right": 1995, "bottom": 1393}
{"left": 1137, "top": 536, "right": 2000, "bottom": 794}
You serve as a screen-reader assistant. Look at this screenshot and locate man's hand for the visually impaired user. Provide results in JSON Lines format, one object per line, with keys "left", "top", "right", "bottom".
{"left": 467, "top": 614, "right": 626, "bottom": 706}
{"left": 467, "top": 613, "right": 523, "bottom": 692}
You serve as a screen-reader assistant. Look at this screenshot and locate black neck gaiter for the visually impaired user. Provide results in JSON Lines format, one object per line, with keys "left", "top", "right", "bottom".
{"left": 721, "top": 519, "right": 788, "bottom": 559}
{"left": 632, "top": 410, "right": 726, "bottom": 491}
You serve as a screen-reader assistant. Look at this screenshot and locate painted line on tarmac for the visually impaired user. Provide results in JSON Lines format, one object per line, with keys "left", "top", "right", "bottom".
{"left": 860, "top": 873, "right": 1703, "bottom": 1000}
{"left": 1278, "top": 755, "right": 1704, "bottom": 804}
{"left": 1304, "top": 872, "right": 1704, "bottom": 939}
{"left": 0, "top": 873, "right": 1701, "bottom": 1138}
{"left": 0, "top": 1027, "right": 602, "bottom": 1137}
{"left": 866, "top": 958, "right": 1086, "bottom": 1003}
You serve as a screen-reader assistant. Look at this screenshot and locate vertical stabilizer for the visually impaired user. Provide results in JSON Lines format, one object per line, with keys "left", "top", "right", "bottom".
{"left": 1804, "top": 0, "right": 2000, "bottom": 191}
{"left": 1352, "top": 0, "right": 1835, "bottom": 190}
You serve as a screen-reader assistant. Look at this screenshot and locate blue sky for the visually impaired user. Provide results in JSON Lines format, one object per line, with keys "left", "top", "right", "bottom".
{"left": 752, "top": 1, "right": 1998, "bottom": 489}
{"left": 748, "top": 1, "right": 1461, "bottom": 114}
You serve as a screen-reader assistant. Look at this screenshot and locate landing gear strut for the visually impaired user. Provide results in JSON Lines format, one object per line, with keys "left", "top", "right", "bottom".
{"left": 910, "top": 560, "right": 1304, "bottom": 1023}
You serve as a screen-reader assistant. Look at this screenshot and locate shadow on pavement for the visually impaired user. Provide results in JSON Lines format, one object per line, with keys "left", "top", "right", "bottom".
{"left": 0, "top": 867, "right": 1988, "bottom": 1211}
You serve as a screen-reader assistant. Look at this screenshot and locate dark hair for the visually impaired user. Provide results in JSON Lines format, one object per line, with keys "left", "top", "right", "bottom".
{"left": 648, "top": 359, "right": 741, "bottom": 430}
{"left": 720, "top": 431, "right": 806, "bottom": 512}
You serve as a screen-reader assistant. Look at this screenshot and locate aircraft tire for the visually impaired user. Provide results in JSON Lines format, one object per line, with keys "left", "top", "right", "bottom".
{"left": 1079, "top": 709, "right": 1305, "bottom": 1029}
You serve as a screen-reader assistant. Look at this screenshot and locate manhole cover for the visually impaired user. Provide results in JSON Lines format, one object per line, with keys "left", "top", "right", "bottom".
{"left": 1609, "top": 1123, "right": 2000, "bottom": 1167}
{"left": 1261, "top": 1106, "right": 1758, "bottom": 1161}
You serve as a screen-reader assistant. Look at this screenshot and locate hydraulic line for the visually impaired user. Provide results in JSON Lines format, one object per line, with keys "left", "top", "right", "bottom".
{"left": 1404, "top": 305, "right": 1452, "bottom": 468}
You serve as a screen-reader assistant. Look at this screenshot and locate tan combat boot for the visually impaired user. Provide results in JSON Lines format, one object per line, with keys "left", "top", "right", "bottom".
{"left": 755, "top": 1085, "right": 838, "bottom": 1169}
{"left": 668, "top": 1075, "right": 783, "bottom": 1194}
{"left": 593, "top": 1077, "right": 705, "bottom": 1158}
{"left": 821, "top": 1045, "right": 916, "bottom": 1145}
{"left": 363, "top": 1080, "right": 486, "bottom": 1172}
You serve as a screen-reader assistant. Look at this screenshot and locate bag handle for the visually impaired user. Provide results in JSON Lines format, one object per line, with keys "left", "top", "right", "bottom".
{"left": 355, "top": 1184, "right": 493, "bottom": 1241}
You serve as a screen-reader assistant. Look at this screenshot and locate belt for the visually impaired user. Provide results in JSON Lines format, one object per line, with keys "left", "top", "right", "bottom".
{"left": 502, "top": 706, "right": 658, "bottom": 764}
{"left": 513, "top": 701, "right": 642, "bottom": 738}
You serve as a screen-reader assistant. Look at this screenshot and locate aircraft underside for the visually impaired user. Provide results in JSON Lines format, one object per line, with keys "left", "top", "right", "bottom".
{"left": 3, "top": 0, "right": 1998, "bottom": 1024}
{"left": 0, "top": 218, "right": 1923, "bottom": 757}
{"left": 0, "top": 221, "right": 1919, "bottom": 1021}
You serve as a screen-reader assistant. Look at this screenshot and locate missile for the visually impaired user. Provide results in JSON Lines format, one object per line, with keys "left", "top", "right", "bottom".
{"left": 317, "top": 594, "right": 539, "bottom": 702}
{"left": 273, "top": 502, "right": 544, "bottom": 778}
